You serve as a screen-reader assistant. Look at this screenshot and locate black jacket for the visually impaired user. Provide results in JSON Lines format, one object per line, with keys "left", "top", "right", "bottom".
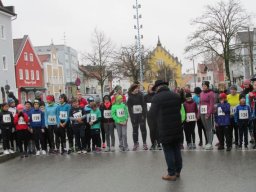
{"left": 100, "top": 103, "right": 114, "bottom": 123}
{"left": 127, "top": 92, "right": 146, "bottom": 118}
{"left": 149, "top": 86, "right": 182, "bottom": 144}
{"left": 0, "top": 110, "right": 14, "bottom": 129}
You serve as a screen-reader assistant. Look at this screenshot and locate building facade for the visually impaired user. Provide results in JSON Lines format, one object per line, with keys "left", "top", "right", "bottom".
{"left": 0, "top": 1, "right": 16, "bottom": 103}
{"left": 38, "top": 44, "right": 65, "bottom": 100}
{"left": 13, "top": 35, "right": 45, "bottom": 103}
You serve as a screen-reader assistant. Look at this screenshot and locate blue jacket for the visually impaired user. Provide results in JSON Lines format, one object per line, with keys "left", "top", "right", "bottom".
{"left": 29, "top": 108, "right": 45, "bottom": 128}
{"left": 215, "top": 102, "right": 230, "bottom": 126}
{"left": 57, "top": 103, "right": 71, "bottom": 125}
{"left": 45, "top": 103, "right": 58, "bottom": 127}
{"left": 234, "top": 104, "right": 251, "bottom": 123}
{"left": 193, "top": 95, "right": 200, "bottom": 106}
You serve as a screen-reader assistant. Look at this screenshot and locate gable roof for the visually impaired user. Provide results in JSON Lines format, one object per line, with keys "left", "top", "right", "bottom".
{"left": 38, "top": 54, "right": 50, "bottom": 63}
{"left": 0, "top": 0, "right": 16, "bottom": 16}
{"left": 79, "top": 65, "right": 101, "bottom": 80}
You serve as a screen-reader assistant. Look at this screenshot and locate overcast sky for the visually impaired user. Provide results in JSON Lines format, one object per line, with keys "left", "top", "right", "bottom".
{"left": 6, "top": 0, "right": 256, "bottom": 73}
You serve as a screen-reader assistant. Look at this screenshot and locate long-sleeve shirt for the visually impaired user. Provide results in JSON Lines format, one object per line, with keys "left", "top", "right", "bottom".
{"left": 199, "top": 90, "right": 215, "bottom": 117}
{"left": 57, "top": 103, "right": 71, "bottom": 125}
{"left": 227, "top": 94, "right": 239, "bottom": 116}
{"left": 234, "top": 104, "right": 251, "bottom": 123}
{"left": 0, "top": 110, "right": 14, "bottom": 129}
{"left": 111, "top": 103, "right": 129, "bottom": 124}
{"left": 14, "top": 112, "right": 29, "bottom": 131}
{"left": 45, "top": 103, "right": 58, "bottom": 127}
{"left": 29, "top": 109, "right": 45, "bottom": 128}
{"left": 214, "top": 102, "right": 230, "bottom": 126}
{"left": 69, "top": 107, "right": 86, "bottom": 125}
{"left": 127, "top": 92, "right": 146, "bottom": 118}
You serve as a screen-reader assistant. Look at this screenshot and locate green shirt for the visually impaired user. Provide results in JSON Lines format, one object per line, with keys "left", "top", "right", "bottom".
{"left": 111, "top": 103, "right": 129, "bottom": 124}
{"left": 90, "top": 108, "right": 101, "bottom": 129}
{"left": 181, "top": 104, "right": 186, "bottom": 123}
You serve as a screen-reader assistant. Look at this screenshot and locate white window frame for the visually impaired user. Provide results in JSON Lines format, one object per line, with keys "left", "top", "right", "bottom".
{"left": 24, "top": 52, "right": 28, "bottom": 61}
{"left": 2, "top": 56, "right": 7, "bottom": 70}
{"left": 36, "top": 70, "right": 40, "bottom": 80}
{"left": 0, "top": 25, "right": 5, "bottom": 39}
{"left": 25, "top": 69, "right": 29, "bottom": 80}
{"left": 31, "top": 70, "right": 34, "bottom": 80}
{"left": 19, "top": 69, "right": 23, "bottom": 80}
{"left": 29, "top": 53, "right": 34, "bottom": 62}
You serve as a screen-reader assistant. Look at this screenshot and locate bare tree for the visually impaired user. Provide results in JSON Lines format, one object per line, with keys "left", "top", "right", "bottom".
{"left": 185, "top": 0, "right": 250, "bottom": 82}
{"left": 82, "top": 29, "right": 115, "bottom": 98}
{"left": 114, "top": 45, "right": 150, "bottom": 83}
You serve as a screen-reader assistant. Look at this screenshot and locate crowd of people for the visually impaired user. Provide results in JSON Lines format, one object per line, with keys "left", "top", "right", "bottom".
{"left": 0, "top": 78, "right": 256, "bottom": 160}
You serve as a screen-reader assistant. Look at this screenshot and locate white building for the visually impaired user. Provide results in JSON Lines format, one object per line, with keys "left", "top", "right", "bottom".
{"left": 0, "top": 1, "right": 16, "bottom": 102}
{"left": 112, "top": 77, "right": 131, "bottom": 93}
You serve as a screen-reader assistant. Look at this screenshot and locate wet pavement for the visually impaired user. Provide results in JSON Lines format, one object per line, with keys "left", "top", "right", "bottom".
{"left": 0, "top": 121, "right": 256, "bottom": 192}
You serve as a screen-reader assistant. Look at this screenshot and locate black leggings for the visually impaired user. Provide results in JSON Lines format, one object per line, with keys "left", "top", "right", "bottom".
{"left": 33, "top": 128, "right": 46, "bottom": 151}
{"left": 197, "top": 119, "right": 207, "bottom": 144}
{"left": 91, "top": 129, "right": 101, "bottom": 148}
{"left": 16, "top": 130, "right": 29, "bottom": 153}
{"left": 1, "top": 128, "right": 11, "bottom": 150}
{"left": 184, "top": 121, "right": 196, "bottom": 144}
{"left": 54, "top": 127, "right": 66, "bottom": 150}
{"left": 131, "top": 115, "right": 147, "bottom": 144}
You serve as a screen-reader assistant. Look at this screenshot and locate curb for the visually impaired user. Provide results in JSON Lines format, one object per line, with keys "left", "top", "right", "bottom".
{"left": 0, "top": 152, "right": 19, "bottom": 163}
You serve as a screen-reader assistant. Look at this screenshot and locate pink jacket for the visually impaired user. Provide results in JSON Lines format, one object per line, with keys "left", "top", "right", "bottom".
{"left": 199, "top": 90, "right": 215, "bottom": 117}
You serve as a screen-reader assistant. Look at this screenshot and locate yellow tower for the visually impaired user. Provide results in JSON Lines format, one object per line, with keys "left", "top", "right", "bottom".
{"left": 145, "top": 37, "right": 182, "bottom": 90}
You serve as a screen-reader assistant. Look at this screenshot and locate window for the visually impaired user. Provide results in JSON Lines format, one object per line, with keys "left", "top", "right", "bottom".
{"left": 208, "top": 76, "right": 211, "bottom": 80}
{"left": 36, "top": 70, "right": 40, "bottom": 80}
{"left": 0, "top": 25, "right": 4, "bottom": 39}
{"left": 31, "top": 70, "right": 34, "bottom": 80}
{"left": 156, "top": 59, "right": 164, "bottom": 65}
{"left": 2, "top": 56, "right": 7, "bottom": 70}
{"left": 19, "top": 69, "right": 23, "bottom": 80}
{"left": 24, "top": 52, "right": 28, "bottom": 61}
{"left": 29, "top": 53, "right": 33, "bottom": 62}
{"left": 25, "top": 69, "right": 29, "bottom": 80}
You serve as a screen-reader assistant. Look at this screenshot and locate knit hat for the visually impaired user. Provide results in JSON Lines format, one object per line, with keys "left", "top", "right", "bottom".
{"left": 194, "top": 87, "right": 202, "bottom": 95}
{"left": 17, "top": 104, "right": 24, "bottom": 111}
{"left": 33, "top": 100, "right": 40, "bottom": 105}
{"left": 87, "top": 97, "right": 94, "bottom": 103}
{"left": 35, "top": 91, "right": 43, "bottom": 98}
{"left": 114, "top": 85, "right": 122, "bottom": 92}
{"left": 185, "top": 93, "right": 192, "bottom": 98}
{"left": 230, "top": 85, "right": 237, "bottom": 90}
{"left": 25, "top": 100, "right": 32, "bottom": 106}
{"left": 116, "top": 95, "right": 123, "bottom": 102}
{"left": 46, "top": 95, "right": 55, "bottom": 102}
{"left": 239, "top": 94, "right": 246, "bottom": 100}
{"left": 7, "top": 98, "right": 15, "bottom": 104}
{"left": 219, "top": 93, "right": 227, "bottom": 100}
{"left": 202, "top": 81, "right": 210, "bottom": 88}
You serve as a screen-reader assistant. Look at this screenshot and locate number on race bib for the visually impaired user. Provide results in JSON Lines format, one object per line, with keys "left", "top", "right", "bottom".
{"left": 217, "top": 107, "right": 225, "bottom": 116}
{"left": 186, "top": 113, "right": 196, "bottom": 122}
{"left": 200, "top": 105, "right": 207, "bottom": 114}
{"left": 239, "top": 110, "right": 249, "bottom": 119}
{"left": 230, "top": 107, "right": 236, "bottom": 115}
{"left": 117, "top": 109, "right": 125, "bottom": 118}
{"left": 73, "top": 111, "right": 82, "bottom": 119}
{"left": 90, "top": 114, "right": 97, "bottom": 122}
{"left": 18, "top": 117, "right": 26, "bottom": 125}
{"left": 32, "top": 114, "right": 41, "bottom": 122}
{"left": 59, "top": 111, "right": 67, "bottom": 119}
{"left": 3, "top": 114, "right": 11, "bottom": 123}
{"left": 48, "top": 116, "right": 56, "bottom": 124}
{"left": 133, "top": 105, "right": 142, "bottom": 114}
{"left": 147, "top": 103, "right": 151, "bottom": 111}
{"left": 104, "top": 110, "right": 112, "bottom": 119}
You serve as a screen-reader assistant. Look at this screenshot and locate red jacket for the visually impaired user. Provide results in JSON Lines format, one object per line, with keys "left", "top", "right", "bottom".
{"left": 14, "top": 113, "right": 29, "bottom": 131}
{"left": 79, "top": 98, "right": 88, "bottom": 108}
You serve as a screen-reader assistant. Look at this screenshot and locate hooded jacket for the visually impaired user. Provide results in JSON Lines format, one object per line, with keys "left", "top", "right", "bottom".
{"left": 199, "top": 90, "right": 215, "bottom": 117}
{"left": 45, "top": 103, "right": 58, "bottom": 127}
{"left": 14, "top": 112, "right": 29, "bottom": 131}
{"left": 29, "top": 108, "right": 45, "bottom": 128}
{"left": 214, "top": 102, "right": 231, "bottom": 126}
{"left": 127, "top": 92, "right": 146, "bottom": 118}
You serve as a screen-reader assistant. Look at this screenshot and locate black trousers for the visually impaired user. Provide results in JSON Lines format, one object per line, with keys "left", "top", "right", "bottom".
{"left": 1, "top": 127, "right": 11, "bottom": 150}
{"left": 131, "top": 115, "right": 147, "bottom": 144}
{"left": 101, "top": 122, "right": 105, "bottom": 144}
{"left": 66, "top": 125, "right": 74, "bottom": 148}
{"left": 73, "top": 124, "right": 86, "bottom": 151}
{"left": 45, "top": 125, "right": 56, "bottom": 150}
{"left": 252, "top": 119, "right": 256, "bottom": 144}
{"left": 16, "top": 130, "right": 29, "bottom": 153}
{"left": 54, "top": 127, "right": 66, "bottom": 150}
{"left": 91, "top": 129, "right": 101, "bottom": 148}
{"left": 184, "top": 121, "right": 196, "bottom": 144}
{"left": 230, "top": 117, "right": 239, "bottom": 146}
{"left": 10, "top": 128, "right": 15, "bottom": 149}
{"left": 85, "top": 123, "right": 91, "bottom": 149}
{"left": 147, "top": 115, "right": 159, "bottom": 145}
{"left": 217, "top": 125, "right": 232, "bottom": 148}
{"left": 33, "top": 128, "right": 46, "bottom": 151}
{"left": 197, "top": 119, "right": 207, "bottom": 144}
{"left": 238, "top": 121, "right": 249, "bottom": 146}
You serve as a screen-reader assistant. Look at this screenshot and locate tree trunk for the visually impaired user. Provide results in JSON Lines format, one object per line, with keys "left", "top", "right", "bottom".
{"left": 100, "top": 81, "right": 104, "bottom": 101}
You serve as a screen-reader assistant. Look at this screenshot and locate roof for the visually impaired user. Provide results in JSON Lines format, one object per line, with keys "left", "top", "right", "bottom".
{"left": 13, "top": 35, "right": 28, "bottom": 63}
{"left": 38, "top": 54, "right": 50, "bottom": 63}
{"left": 0, "top": 0, "right": 16, "bottom": 16}
{"left": 79, "top": 65, "right": 101, "bottom": 80}
{"left": 237, "top": 31, "right": 254, "bottom": 44}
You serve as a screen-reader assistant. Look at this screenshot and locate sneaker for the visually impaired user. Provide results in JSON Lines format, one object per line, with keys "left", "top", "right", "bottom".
{"left": 105, "top": 147, "right": 110, "bottom": 152}
{"left": 20, "top": 154, "right": 25, "bottom": 158}
{"left": 3, "top": 150, "right": 10, "bottom": 155}
{"left": 124, "top": 147, "right": 129, "bottom": 152}
{"left": 157, "top": 144, "right": 162, "bottom": 150}
{"left": 42, "top": 150, "right": 47, "bottom": 155}
{"left": 133, "top": 143, "right": 139, "bottom": 151}
{"left": 162, "top": 175, "right": 177, "bottom": 181}
{"left": 198, "top": 141, "right": 203, "bottom": 147}
{"left": 180, "top": 144, "right": 184, "bottom": 150}
{"left": 61, "top": 149, "right": 67, "bottom": 155}
{"left": 36, "top": 151, "right": 40, "bottom": 156}
{"left": 215, "top": 142, "right": 220, "bottom": 147}
{"left": 205, "top": 144, "right": 213, "bottom": 150}
{"left": 110, "top": 146, "right": 115, "bottom": 152}
{"left": 187, "top": 143, "right": 192, "bottom": 150}
{"left": 253, "top": 145, "right": 256, "bottom": 149}
{"left": 176, "top": 173, "right": 180, "bottom": 178}
{"left": 119, "top": 147, "right": 124, "bottom": 152}
{"left": 9, "top": 149, "right": 14, "bottom": 154}
{"left": 150, "top": 144, "right": 156, "bottom": 150}
{"left": 226, "top": 147, "right": 231, "bottom": 151}
{"left": 77, "top": 151, "right": 82, "bottom": 154}
{"left": 24, "top": 153, "right": 29, "bottom": 157}
{"left": 82, "top": 150, "right": 87, "bottom": 154}
{"left": 244, "top": 146, "right": 248, "bottom": 150}
{"left": 95, "top": 147, "right": 101, "bottom": 153}
{"left": 143, "top": 144, "right": 148, "bottom": 150}
{"left": 238, "top": 145, "right": 242, "bottom": 150}
{"left": 192, "top": 143, "right": 196, "bottom": 149}
{"left": 218, "top": 146, "right": 224, "bottom": 150}
{"left": 86, "top": 148, "right": 91, "bottom": 153}
{"left": 102, "top": 143, "right": 106, "bottom": 148}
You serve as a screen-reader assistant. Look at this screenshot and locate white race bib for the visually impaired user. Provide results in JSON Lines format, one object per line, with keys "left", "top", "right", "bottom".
{"left": 3, "top": 114, "right": 11, "bottom": 123}
{"left": 147, "top": 103, "right": 151, "bottom": 111}
{"left": 90, "top": 114, "right": 97, "bottom": 122}
{"left": 231, "top": 107, "right": 236, "bottom": 115}
{"left": 59, "top": 111, "right": 68, "bottom": 119}
{"left": 217, "top": 107, "right": 225, "bottom": 116}
{"left": 186, "top": 113, "right": 196, "bottom": 122}
{"left": 18, "top": 117, "right": 26, "bottom": 125}
{"left": 104, "top": 110, "right": 112, "bottom": 119}
{"left": 48, "top": 115, "right": 56, "bottom": 124}
{"left": 8, "top": 108, "right": 16, "bottom": 117}
{"left": 32, "top": 114, "right": 41, "bottom": 122}
{"left": 117, "top": 109, "right": 125, "bottom": 118}
{"left": 200, "top": 105, "right": 207, "bottom": 114}
{"left": 239, "top": 110, "right": 249, "bottom": 119}
{"left": 73, "top": 111, "right": 82, "bottom": 119}
{"left": 133, "top": 105, "right": 142, "bottom": 114}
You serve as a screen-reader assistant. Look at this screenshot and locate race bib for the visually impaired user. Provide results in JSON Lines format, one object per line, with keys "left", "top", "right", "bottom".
{"left": 90, "top": 114, "right": 97, "bottom": 122}
{"left": 133, "top": 105, "right": 142, "bottom": 114}
{"left": 3, "top": 114, "right": 11, "bottom": 123}
{"left": 230, "top": 107, "right": 236, "bottom": 115}
{"left": 117, "top": 108, "right": 125, "bottom": 118}
{"left": 104, "top": 110, "right": 112, "bottom": 119}
{"left": 18, "top": 117, "right": 26, "bottom": 125}
{"left": 48, "top": 115, "right": 56, "bottom": 124}
{"left": 217, "top": 107, "right": 225, "bottom": 116}
{"left": 239, "top": 110, "right": 249, "bottom": 119}
{"left": 73, "top": 111, "right": 82, "bottom": 119}
{"left": 147, "top": 103, "right": 151, "bottom": 111}
{"left": 8, "top": 108, "right": 16, "bottom": 117}
{"left": 186, "top": 113, "right": 196, "bottom": 122}
{"left": 32, "top": 114, "right": 41, "bottom": 122}
{"left": 200, "top": 105, "right": 207, "bottom": 114}
{"left": 59, "top": 111, "right": 68, "bottom": 119}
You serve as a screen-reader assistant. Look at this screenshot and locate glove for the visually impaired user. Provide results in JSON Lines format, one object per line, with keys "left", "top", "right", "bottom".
{"left": 18, "top": 112, "right": 24, "bottom": 118}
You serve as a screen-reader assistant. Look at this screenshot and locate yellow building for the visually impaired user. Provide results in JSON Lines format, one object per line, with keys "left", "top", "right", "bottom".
{"left": 145, "top": 38, "right": 182, "bottom": 89}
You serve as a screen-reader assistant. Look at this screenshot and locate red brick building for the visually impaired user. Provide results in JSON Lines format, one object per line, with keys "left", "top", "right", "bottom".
{"left": 13, "top": 35, "right": 45, "bottom": 103}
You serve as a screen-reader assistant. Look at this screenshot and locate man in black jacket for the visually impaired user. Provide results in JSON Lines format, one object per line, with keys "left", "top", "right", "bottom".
{"left": 149, "top": 80, "right": 183, "bottom": 181}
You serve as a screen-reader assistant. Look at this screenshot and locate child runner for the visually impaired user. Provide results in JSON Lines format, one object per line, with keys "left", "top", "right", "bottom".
{"left": 8, "top": 98, "right": 16, "bottom": 151}
{"left": 23, "top": 100, "right": 34, "bottom": 154}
